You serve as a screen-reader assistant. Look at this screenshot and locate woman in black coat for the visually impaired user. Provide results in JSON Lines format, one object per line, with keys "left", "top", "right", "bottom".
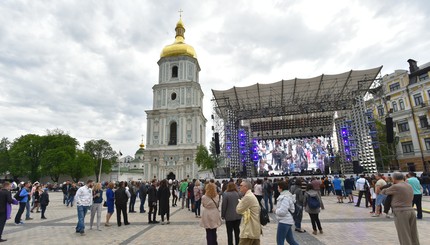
{"left": 157, "top": 179, "right": 171, "bottom": 224}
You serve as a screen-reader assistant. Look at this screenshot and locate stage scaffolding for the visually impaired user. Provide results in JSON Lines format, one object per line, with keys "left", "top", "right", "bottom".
{"left": 212, "top": 67, "right": 383, "bottom": 176}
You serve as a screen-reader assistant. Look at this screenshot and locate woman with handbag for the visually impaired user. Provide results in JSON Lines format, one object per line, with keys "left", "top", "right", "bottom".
{"left": 221, "top": 182, "right": 242, "bottom": 245}
{"left": 105, "top": 182, "right": 115, "bottom": 226}
{"left": 90, "top": 183, "right": 103, "bottom": 230}
{"left": 200, "top": 183, "right": 222, "bottom": 245}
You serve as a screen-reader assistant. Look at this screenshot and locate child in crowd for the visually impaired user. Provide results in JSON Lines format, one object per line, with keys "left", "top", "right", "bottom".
{"left": 370, "top": 180, "right": 377, "bottom": 215}
{"left": 39, "top": 186, "right": 50, "bottom": 219}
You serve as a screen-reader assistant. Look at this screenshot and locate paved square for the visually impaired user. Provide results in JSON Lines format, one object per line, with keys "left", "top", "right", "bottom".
{"left": 3, "top": 192, "right": 429, "bottom": 244}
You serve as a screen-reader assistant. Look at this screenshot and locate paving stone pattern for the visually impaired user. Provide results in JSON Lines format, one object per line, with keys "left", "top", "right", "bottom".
{"left": 3, "top": 192, "right": 429, "bottom": 244}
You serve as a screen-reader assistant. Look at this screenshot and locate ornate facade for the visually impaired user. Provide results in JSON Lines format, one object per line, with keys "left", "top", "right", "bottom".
{"left": 143, "top": 17, "right": 206, "bottom": 181}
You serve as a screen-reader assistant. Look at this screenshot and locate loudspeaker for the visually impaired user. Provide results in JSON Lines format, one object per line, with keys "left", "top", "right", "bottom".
{"left": 214, "top": 132, "right": 220, "bottom": 155}
{"left": 386, "top": 117, "right": 394, "bottom": 143}
{"left": 353, "top": 161, "right": 360, "bottom": 174}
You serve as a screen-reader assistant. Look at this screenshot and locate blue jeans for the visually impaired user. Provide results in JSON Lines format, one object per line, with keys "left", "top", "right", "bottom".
{"left": 277, "top": 223, "right": 299, "bottom": 245}
{"left": 194, "top": 199, "right": 201, "bottom": 216}
{"left": 26, "top": 201, "right": 31, "bottom": 219}
{"left": 264, "top": 192, "right": 273, "bottom": 212}
{"left": 67, "top": 196, "right": 74, "bottom": 207}
{"left": 76, "top": 205, "right": 89, "bottom": 233}
{"left": 422, "top": 184, "right": 430, "bottom": 195}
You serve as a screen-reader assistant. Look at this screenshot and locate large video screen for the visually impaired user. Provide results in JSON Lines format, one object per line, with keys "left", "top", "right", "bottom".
{"left": 257, "top": 137, "right": 330, "bottom": 174}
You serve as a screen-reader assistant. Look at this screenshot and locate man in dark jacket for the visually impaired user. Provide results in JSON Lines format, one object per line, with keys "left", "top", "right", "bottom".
{"left": 139, "top": 182, "right": 147, "bottom": 213}
{"left": 147, "top": 179, "right": 158, "bottom": 224}
{"left": 114, "top": 182, "right": 129, "bottom": 226}
{"left": 0, "top": 182, "right": 14, "bottom": 242}
{"left": 61, "top": 180, "right": 71, "bottom": 205}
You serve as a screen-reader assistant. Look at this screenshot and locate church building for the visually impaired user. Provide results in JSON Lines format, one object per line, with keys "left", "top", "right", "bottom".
{"left": 143, "top": 17, "right": 207, "bottom": 181}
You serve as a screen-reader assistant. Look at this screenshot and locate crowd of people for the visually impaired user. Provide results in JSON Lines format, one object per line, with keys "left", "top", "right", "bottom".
{"left": 0, "top": 171, "right": 426, "bottom": 244}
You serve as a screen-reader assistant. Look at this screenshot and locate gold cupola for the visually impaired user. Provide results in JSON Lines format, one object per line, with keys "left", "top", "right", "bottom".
{"left": 160, "top": 17, "right": 197, "bottom": 58}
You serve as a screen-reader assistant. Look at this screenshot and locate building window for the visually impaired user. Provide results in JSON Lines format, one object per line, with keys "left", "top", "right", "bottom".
{"left": 168, "top": 122, "right": 177, "bottom": 145}
{"left": 425, "top": 138, "right": 430, "bottom": 150}
{"left": 419, "top": 115, "right": 428, "bottom": 128}
{"left": 377, "top": 105, "right": 384, "bottom": 116}
{"left": 401, "top": 141, "right": 414, "bottom": 154}
{"left": 172, "top": 66, "right": 178, "bottom": 78}
{"left": 389, "top": 82, "right": 400, "bottom": 92}
{"left": 419, "top": 73, "right": 429, "bottom": 81}
{"left": 397, "top": 122, "right": 409, "bottom": 132}
{"left": 392, "top": 101, "right": 398, "bottom": 112}
{"left": 171, "top": 92, "right": 177, "bottom": 100}
{"left": 399, "top": 99, "right": 405, "bottom": 110}
{"left": 413, "top": 94, "right": 423, "bottom": 106}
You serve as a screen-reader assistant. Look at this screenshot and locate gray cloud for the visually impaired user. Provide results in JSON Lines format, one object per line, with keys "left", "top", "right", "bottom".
{"left": 0, "top": 0, "right": 429, "bottom": 155}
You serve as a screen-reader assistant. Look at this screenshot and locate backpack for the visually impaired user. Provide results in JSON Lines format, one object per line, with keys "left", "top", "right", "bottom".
{"left": 307, "top": 195, "right": 321, "bottom": 209}
{"left": 260, "top": 206, "right": 270, "bottom": 226}
{"left": 14, "top": 188, "right": 24, "bottom": 201}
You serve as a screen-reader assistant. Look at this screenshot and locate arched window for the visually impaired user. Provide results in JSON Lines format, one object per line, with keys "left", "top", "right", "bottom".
{"left": 169, "top": 122, "right": 177, "bottom": 145}
{"left": 172, "top": 66, "right": 178, "bottom": 78}
{"left": 399, "top": 99, "right": 405, "bottom": 110}
{"left": 392, "top": 101, "right": 398, "bottom": 112}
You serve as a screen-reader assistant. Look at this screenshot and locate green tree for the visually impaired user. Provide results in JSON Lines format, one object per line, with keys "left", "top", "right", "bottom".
{"left": 84, "top": 139, "right": 116, "bottom": 182}
{"left": 374, "top": 119, "right": 399, "bottom": 171}
{"left": 66, "top": 150, "right": 94, "bottom": 183}
{"left": 0, "top": 137, "right": 11, "bottom": 175}
{"left": 208, "top": 141, "right": 223, "bottom": 167}
{"left": 195, "top": 145, "right": 215, "bottom": 176}
{"left": 9, "top": 134, "right": 44, "bottom": 181}
{"left": 41, "top": 131, "right": 79, "bottom": 182}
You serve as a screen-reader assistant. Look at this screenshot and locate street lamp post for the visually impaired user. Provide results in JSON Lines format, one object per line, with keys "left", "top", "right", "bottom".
{"left": 98, "top": 157, "right": 103, "bottom": 183}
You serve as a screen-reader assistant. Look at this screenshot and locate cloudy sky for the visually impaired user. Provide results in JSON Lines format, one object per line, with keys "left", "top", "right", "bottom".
{"left": 0, "top": 0, "right": 429, "bottom": 156}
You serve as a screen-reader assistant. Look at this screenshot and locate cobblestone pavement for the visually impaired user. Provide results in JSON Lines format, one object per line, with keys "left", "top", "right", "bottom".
{"left": 3, "top": 192, "right": 429, "bottom": 245}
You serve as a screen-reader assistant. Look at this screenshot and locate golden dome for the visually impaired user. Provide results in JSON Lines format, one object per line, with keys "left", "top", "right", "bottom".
{"left": 139, "top": 143, "right": 145, "bottom": 149}
{"left": 160, "top": 18, "right": 197, "bottom": 58}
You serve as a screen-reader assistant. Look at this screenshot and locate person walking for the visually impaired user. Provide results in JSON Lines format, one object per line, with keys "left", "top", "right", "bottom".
{"left": 30, "top": 185, "right": 41, "bottom": 213}
{"left": 138, "top": 181, "right": 147, "bottom": 213}
{"left": 14, "top": 181, "right": 31, "bottom": 225}
{"left": 114, "top": 181, "right": 130, "bottom": 226}
{"left": 90, "top": 183, "right": 103, "bottom": 230}
{"left": 276, "top": 180, "right": 299, "bottom": 245}
{"left": 0, "top": 182, "right": 14, "bottom": 242}
{"left": 406, "top": 172, "right": 423, "bottom": 219}
{"left": 180, "top": 179, "right": 188, "bottom": 209}
{"left": 105, "top": 182, "right": 115, "bottom": 226}
{"left": 332, "top": 176, "right": 343, "bottom": 203}
{"left": 303, "top": 183, "right": 324, "bottom": 235}
{"left": 157, "top": 179, "right": 171, "bottom": 225}
{"left": 39, "top": 187, "right": 49, "bottom": 219}
{"left": 147, "top": 179, "right": 159, "bottom": 224}
{"left": 289, "top": 178, "right": 305, "bottom": 233}
{"left": 355, "top": 174, "right": 370, "bottom": 208}
{"left": 200, "top": 183, "right": 222, "bottom": 245}
{"left": 381, "top": 172, "right": 420, "bottom": 245}
{"left": 61, "top": 180, "right": 71, "bottom": 205}
{"left": 67, "top": 183, "right": 78, "bottom": 207}
{"left": 263, "top": 178, "right": 274, "bottom": 213}
{"left": 236, "top": 180, "right": 261, "bottom": 245}
{"left": 253, "top": 179, "right": 263, "bottom": 205}
{"left": 194, "top": 180, "right": 203, "bottom": 218}
{"left": 221, "top": 182, "right": 242, "bottom": 245}
{"left": 128, "top": 181, "right": 137, "bottom": 213}
{"left": 75, "top": 180, "right": 94, "bottom": 236}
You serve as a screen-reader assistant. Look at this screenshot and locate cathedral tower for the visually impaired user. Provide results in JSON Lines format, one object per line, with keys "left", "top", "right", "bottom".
{"left": 144, "top": 17, "right": 206, "bottom": 180}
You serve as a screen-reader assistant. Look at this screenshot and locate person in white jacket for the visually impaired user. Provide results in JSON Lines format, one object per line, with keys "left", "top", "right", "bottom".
{"left": 275, "top": 181, "right": 299, "bottom": 245}
{"left": 75, "top": 180, "right": 94, "bottom": 236}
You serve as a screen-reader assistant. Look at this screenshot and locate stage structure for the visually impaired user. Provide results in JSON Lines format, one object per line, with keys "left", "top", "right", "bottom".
{"left": 212, "top": 67, "right": 383, "bottom": 177}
